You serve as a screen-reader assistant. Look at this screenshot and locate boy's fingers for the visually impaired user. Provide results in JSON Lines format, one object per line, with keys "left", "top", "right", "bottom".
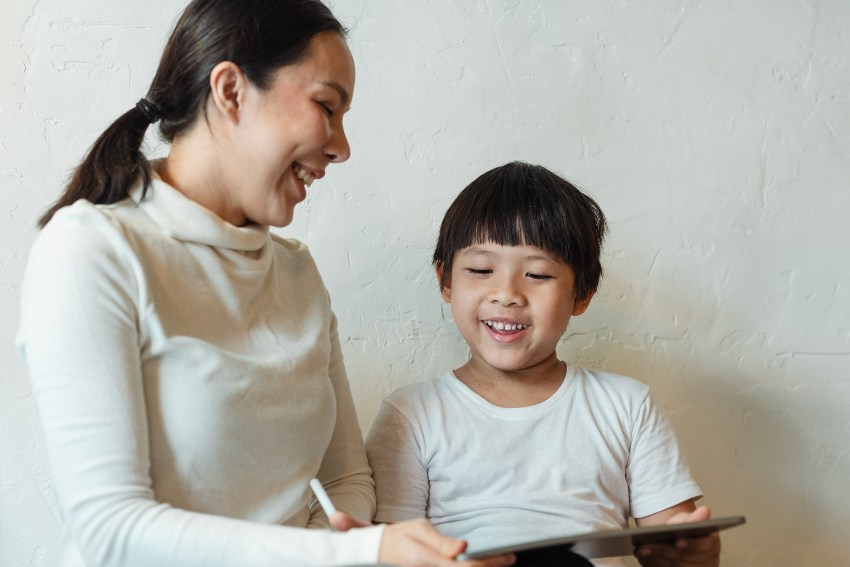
{"left": 635, "top": 532, "right": 720, "bottom": 566}
{"left": 463, "top": 554, "right": 517, "bottom": 567}
{"left": 666, "top": 505, "right": 711, "bottom": 525}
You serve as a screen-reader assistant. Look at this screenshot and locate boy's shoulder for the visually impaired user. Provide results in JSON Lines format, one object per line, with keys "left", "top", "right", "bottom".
{"left": 382, "top": 373, "right": 454, "bottom": 404}
{"left": 571, "top": 365, "right": 652, "bottom": 404}
{"left": 574, "top": 365, "right": 650, "bottom": 390}
{"left": 379, "top": 372, "right": 464, "bottom": 419}
{"left": 381, "top": 367, "right": 652, "bottom": 413}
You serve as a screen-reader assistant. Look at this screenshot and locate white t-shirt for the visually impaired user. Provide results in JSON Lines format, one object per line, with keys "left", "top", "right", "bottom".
{"left": 17, "top": 177, "right": 383, "bottom": 566}
{"left": 365, "top": 366, "right": 701, "bottom": 567}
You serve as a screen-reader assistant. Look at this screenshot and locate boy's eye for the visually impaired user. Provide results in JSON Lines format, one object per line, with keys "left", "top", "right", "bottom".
{"left": 466, "top": 268, "right": 492, "bottom": 275}
{"left": 318, "top": 102, "right": 334, "bottom": 116}
{"left": 526, "top": 273, "right": 552, "bottom": 280}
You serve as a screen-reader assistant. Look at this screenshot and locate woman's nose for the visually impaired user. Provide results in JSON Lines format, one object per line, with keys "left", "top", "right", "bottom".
{"left": 324, "top": 123, "right": 350, "bottom": 163}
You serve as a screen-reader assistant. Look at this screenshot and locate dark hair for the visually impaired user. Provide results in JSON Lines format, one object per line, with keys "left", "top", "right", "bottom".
{"left": 433, "top": 161, "right": 608, "bottom": 301}
{"left": 39, "top": 0, "right": 347, "bottom": 227}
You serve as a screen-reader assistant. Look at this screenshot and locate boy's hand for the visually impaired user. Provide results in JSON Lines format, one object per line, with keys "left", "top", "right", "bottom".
{"left": 634, "top": 506, "right": 720, "bottom": 567}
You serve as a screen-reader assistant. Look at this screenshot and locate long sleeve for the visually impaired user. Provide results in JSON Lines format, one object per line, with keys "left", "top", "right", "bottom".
{"left": 308, "top": 311, "right": 376, "bottom": 527}
{"left": 17, "top": 197, "right": 384, "bottom": 567}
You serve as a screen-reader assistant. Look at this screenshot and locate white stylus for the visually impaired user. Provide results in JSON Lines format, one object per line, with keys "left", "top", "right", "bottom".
{"left": 309, "top": 478, "right": 338, "bottom": 517}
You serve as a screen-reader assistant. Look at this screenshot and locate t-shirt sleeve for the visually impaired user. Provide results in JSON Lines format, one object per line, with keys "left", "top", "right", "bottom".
{"left": 365, "top": 398, "right": 430, "bottom": 523}
{"left": 626, "top": 391, "right": 703, "bottom": 519}
{"left": 16, "top": 208, "right": 384, "bottom": 566}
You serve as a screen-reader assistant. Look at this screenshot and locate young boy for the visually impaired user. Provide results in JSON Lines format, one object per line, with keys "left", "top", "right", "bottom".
{"left": 365, "top": 162, "right": 721, "bottom": 567}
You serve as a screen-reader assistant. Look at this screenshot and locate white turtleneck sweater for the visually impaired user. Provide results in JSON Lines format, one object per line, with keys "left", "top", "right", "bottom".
{"left": 17, "top": 177, "right": 384, "bottom": 566}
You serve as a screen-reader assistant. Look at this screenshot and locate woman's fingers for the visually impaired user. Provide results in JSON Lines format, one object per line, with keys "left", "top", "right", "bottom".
{"left": 328, "top": 511, "right": 368, "bottom": 532}
{"left": 379, "top": 518, "right": 515, "bottom": 567}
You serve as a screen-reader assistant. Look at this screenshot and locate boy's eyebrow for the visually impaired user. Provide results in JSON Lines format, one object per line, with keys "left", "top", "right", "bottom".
{"left": 461, "top": 246, "right": 559, "bottom": 263}
{"left": 460, "top": 247, "right": 493, "bottom": 257}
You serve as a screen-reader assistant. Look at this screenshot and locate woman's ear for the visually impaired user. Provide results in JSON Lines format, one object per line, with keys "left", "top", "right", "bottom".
{"left": 572, "top": 291, "right": 595, "bottom": 316}
{"left": 209, "top": 61, "right": 247, "bottom": 124}
{"left": 436, "top": 265, "right": 452, "bottom": 303}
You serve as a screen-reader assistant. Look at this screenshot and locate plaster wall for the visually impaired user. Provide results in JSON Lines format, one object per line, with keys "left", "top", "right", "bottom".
{"left": 2, "top": 1, "right": 849, "bottom": 565}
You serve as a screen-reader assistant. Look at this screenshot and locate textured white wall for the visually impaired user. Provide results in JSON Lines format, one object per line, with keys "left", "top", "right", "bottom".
{"left": 2, "top": 1, "right": 848, "bottom": 565}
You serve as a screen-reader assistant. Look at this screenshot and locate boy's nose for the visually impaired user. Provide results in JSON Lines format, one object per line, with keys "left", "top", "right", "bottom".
{"left": 489, "top": 278, "right": 525, "bottom": 307}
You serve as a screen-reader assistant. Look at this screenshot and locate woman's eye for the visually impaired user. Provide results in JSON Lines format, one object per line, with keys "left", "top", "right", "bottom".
{"left": 318, "top": 102, "right": 334, "bottom": 116}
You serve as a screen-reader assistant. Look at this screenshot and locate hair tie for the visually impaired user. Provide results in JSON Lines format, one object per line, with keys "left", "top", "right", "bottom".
{"left": 135, "top": 98, "right": 162, "bottom": 124}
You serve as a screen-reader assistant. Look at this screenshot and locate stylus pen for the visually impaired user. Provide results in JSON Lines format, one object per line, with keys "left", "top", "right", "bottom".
{"left": 309, "top": 478, "right": 338, "bottom": 518}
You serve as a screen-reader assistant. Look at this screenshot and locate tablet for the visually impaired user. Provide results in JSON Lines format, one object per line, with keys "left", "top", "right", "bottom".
{"left": 458, "top": 516, "right": 745, "bottom": 563}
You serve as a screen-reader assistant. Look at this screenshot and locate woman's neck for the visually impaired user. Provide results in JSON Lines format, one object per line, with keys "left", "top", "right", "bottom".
{"left": 159, "top": 121, "right": 245, "bottom": 227}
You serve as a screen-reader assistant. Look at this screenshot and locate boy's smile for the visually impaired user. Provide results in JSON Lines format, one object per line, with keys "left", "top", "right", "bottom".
{"left": 482, "top": 318, "right": 529, "bottom": 342}
{"left": 439, "top": 242, "right": 593, "bottom": 397}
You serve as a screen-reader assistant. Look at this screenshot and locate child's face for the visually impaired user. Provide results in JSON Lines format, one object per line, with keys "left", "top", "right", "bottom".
{"left": 440, "top": 242, "right": 592, "bottom": 377}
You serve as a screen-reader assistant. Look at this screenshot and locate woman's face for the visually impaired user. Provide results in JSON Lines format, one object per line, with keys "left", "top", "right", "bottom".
{"left": 227, "top": 31, "right": 355, "bottom": 227}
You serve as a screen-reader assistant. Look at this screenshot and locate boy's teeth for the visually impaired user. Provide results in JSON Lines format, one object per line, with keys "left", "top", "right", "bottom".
{"left": 484, "top": 320, "right": 527, "bottom": 331}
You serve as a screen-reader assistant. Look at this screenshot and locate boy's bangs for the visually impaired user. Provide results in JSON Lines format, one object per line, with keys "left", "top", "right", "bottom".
{"left": 466, "top": 212, "right": 566, "bottom": 263}
{"left": 434, "top": 161, "right": 606, "bottom": 298}
{"left": 461, "top": 182, "right": 572, "bottom": 264}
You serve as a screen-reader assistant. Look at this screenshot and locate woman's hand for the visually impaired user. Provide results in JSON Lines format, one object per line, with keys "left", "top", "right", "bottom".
{"left": 380, "top": 518, "right": 515, "bottom": 567}
{"left": 328, "top": 511, "right": 369, "bottom": 532}
{"left": 634, "top": 506, "right": 720, "bottom": 567}
{"left": 329, "top": 513, "right": 515, "bottom": 567}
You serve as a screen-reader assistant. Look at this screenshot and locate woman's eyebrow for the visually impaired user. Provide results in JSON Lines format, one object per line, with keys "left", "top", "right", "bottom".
{"left": 322, "top": 81, "right": 350, "bottom": 106}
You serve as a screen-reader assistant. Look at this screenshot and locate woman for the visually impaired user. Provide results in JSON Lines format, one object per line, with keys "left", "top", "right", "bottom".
{"left": 17, "top": 1, "right": 514, "bottom": 566}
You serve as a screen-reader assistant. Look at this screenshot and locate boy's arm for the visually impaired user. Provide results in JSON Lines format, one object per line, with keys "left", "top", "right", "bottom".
{"left": 365, "top": 400, "right": 430, "bottom": 522}
{"left": 634, "top": 499, "right": 697, "bottom": 526}
{"left": 634, "top": 503, "right": 720, "bottom": 567}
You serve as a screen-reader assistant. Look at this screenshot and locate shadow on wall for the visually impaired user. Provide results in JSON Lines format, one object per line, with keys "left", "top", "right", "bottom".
{"left": 560, "top": 270, "right": 850, "bottom": 567}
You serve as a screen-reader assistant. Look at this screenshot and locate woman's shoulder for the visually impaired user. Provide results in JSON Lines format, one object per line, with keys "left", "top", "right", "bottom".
{"left": 267, "top": 233, "right": 326, "bottom": 279}
{"left": 269, "top": 232, "right": 309, "bottom": 254}
{"left": 35, "top": 198, "right": 138, "bottom": 259}
{"left": 20, "top": 200, "right": 144, "bottom": 339}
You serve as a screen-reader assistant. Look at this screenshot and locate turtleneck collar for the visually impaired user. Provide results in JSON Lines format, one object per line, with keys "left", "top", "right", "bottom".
{"left": 128, "top": 172, "right": 270, "bottom": 253}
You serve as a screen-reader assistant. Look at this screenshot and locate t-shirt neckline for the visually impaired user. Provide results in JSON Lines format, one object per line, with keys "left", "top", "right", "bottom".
{"left": 441, "top": 364, "right": 578, "bottom": 419}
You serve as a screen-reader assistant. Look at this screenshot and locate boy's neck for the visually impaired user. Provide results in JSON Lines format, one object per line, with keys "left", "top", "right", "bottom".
{"left": 454, "top": 355, "right": 567, "bottom": 408}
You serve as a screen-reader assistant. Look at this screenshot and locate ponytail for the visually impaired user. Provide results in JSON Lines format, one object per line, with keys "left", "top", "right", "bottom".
{"left": 38, "top": 101, "right": 158, "bottom": 228}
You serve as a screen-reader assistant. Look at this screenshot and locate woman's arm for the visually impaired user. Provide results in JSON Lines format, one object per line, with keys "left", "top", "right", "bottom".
{"left": 18, "top": 211, "right": 383, "bottom": 566}
{"left": 309, "top": 310, "right": 377, "bottom": 526}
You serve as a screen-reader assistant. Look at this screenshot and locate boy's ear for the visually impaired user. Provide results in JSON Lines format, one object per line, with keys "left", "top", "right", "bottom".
{"left": 572, "top": 291, "right": 595, "bottom": 316}
{"left": 209, "top": 61, "right": 247, "bottom": 124}
{"left": 436, "top": 264, "right": 452, "bottom": 303}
